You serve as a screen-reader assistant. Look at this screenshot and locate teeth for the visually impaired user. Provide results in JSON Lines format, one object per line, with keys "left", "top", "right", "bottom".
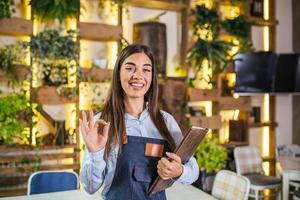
{"left": 130, "top": 83, "right": 143, "bottom": 87}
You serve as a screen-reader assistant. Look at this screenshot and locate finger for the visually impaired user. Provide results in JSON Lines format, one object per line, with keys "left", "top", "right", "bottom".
{"left": 81, "top": 110, "right": 88, "bottom": 127}
{"left": 102, "top": 122, "right": 110, "bottom": 138}
{"left": 88, "top": 110, "right": 94, "bottom": 129}
{"left": 157, "top": 169, "right": 168, "bottom": 180}
{"left": 158, "top": 160, "right": 172, "bottom": 175}
{"left": 79, "top": 117, "right": 88, "bottom": 134}
{"left": 166, "top": 152, "right": 181, "bottom": 163}
{"left": 79, "top": 119, "right": 87, "bottom": 141}
{"left": 160, "top": 157, "right": 171, "bottom": 169}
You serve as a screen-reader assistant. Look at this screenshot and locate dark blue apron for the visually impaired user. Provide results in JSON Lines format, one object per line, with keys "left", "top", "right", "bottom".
{"left": 106, "top": 136, "right": 170, "bottom": 200}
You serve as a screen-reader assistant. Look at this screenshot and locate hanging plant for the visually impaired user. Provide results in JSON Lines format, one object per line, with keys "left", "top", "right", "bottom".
{"left": 23, "top": 28, "right": 80, "bottom": 86}
{"left": 187, "top": 3, "right": 254, "bottom": 85}
{"left": 25, "top": 28, "right": 78, "bottom": 60}
{"left": 0, "top": 92, "right": 33, "bottom": 145}
{"left": 0, "top": 42, "right": 27, "bottom": 80}
{"left": 193, "top": 5, "right": 219, "bottom": 40}
{"left": 30, "top": 0, "right": 80, "bottom": 23}
{"left": 221, "top": 15, "right": 250, "bottom": 39}
{"left": 0, "top": 0, "right": 15, "bottom": 20}
{"left": 187, "top": 38, "right": 234, "bottom": 74}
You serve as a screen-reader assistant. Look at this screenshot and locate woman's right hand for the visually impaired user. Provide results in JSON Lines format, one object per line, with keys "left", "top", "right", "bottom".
{"left": 79, "top": 110, "right": 110, "bottom": 153}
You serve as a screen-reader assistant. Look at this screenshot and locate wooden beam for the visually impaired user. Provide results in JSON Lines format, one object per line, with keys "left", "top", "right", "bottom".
{"left": 82, "top": 68, "right": 113, "bottom": 82}
{"left": 78, "top": 22, "right": 122, "bottom": 41}
{"left": 248, "top": 17, "right": 278, "bottom": 27}
{"left": 0, "top": 153, "right": 76, "bottom": 163}
{"left": 127, "top": 0, "right": 187, "bottom": 11}
{"left": 0, "top": 163, "right": 80, "bottom": 175}
{"left": 219, "top": 96, "right": 251, "bottom": 111}
{"left": 189, "top": 115, "right": 222, "bottom": 130}
{"left": 30, "top": 86, "right": 77, "bottom": 105}
{"left": 189, "top": 88, "right": 221, "bottom": 101}
{"left": 0, "top": 17, "right": 33, "bottom": 36}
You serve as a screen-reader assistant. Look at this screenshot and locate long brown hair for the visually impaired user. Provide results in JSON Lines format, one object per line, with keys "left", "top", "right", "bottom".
{"left": 100, "top": 44, "right": 176, "bottom": 159}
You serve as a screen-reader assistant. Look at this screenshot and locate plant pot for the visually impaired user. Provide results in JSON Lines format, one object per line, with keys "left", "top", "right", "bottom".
{"left": 192, "top": 170, "right": 216, "bottom": 193}
{"left": 133, "top": 22, "right": 167, "bottom": 76}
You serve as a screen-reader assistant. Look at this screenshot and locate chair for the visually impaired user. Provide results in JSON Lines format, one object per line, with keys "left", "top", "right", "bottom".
{"left": 234, "top": 146, "right": 281, "bottom": 200}
{"left": 212, "top": 170, "right": 250, "bottom": 200}
{"left": 27, "top": 170, "right": 79, "bottom": 195}
{"left": 277, "top": 145, "right": 300, "bottom": 195}
{"left": 294, "top": 190, "right": 300, "bottom": 200}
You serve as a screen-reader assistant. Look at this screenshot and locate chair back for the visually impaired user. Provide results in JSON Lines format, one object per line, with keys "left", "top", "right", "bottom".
{"left": 234, "top": 146, "right": 262, "bottom": 175}
{"left": 212, "top": 170, "right": 250, "bottom": 200}
{"left": 27, "top": 170, "right": 79, "bottom": 195}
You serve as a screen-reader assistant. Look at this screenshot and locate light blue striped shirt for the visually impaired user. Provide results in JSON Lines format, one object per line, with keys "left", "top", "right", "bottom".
{"left": 80, "top": 108, "right": 199, "bottom": 199}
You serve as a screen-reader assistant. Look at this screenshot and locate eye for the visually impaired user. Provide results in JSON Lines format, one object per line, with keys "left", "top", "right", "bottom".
{"left": 143, "top": 68, "right": 152, "bottom": 73}
{"left": 125, "top": 66, "right": 134, "bottom": 72}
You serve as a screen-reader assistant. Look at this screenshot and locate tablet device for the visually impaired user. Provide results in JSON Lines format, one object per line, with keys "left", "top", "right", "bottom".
{"left": 148, "top": 126, "right": 209, "bottom": 195}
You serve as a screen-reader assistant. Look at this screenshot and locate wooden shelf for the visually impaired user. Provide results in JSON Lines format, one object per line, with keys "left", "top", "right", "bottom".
{"left": 248, "top": 17, "right": 278, "bottom": 27}
{"left": 189, "top": 88, "right": 220, "bottom": 102}
{"left": 248, "top": 122, "right": 278, "bottom": 128}
{"left": 0, "top": 152, "right": 76, "bottom": 163}
{"left": 30, "top": 86, "right": 77, "bottom": 105}
{"left": 78, "top": 22, "right": 122, "bottom": 41}
{"left": 0, "top": 65, "right": 29, "bottom": 81}
{"left": 222, "top": 141, "right": 249, "bottom": 148}
{"left": 219, "top": 96, "right": 251, "bottom": 111}
{"left": 189, "top": 115, "right": 222, "bottom": 130}
{"left": 127, "top": 0, "right": 187, "bottom": 11}
{"left": 0, "top": 144, "right": 77, "bottom": 152}
{"left": 0, "top": 163, "right": 80, "bottom": 175}
{"left": 0, "top": 145, "right": 80, "bottom": 197}
{"left": 82, "top": 68, "right": 113, "bottom": 82}
{"left": 0, "top": 187, "right": 27, "bottom": 197}
{"left": 0, "top": 17, "right": 33, "bottom": 36}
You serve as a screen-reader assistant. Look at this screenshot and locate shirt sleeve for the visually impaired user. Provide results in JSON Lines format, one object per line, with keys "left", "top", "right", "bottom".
{"left": 163, "top": 111, "right": 199, "bottom": 185}
{"left": 80, "top": 148, "right": 107, "bottom": 194}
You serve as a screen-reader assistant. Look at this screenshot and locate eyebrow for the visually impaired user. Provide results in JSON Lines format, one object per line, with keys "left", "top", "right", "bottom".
{"left": 124, "top": 62, "right": 152, "bottom": 67}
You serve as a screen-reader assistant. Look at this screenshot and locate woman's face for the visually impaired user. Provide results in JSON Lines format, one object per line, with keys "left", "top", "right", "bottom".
{"left": 120, "top": 52, "right": 153, "bottom": 100}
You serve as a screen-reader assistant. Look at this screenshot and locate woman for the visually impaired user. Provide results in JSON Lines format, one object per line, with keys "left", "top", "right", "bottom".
{"left": 80, "top": 44, "right": 199, "bottom": 200}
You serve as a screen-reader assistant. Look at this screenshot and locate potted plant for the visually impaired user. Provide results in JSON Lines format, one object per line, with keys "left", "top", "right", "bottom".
{"left": 0, "top": 92, "right": 33, "bottom": 145}
{"left": 187, "top": 5, "right": 234, "bottom": 86}
{"left": 187, "top": 4, "right": 254, "bottom": 87}
{"left": 24, "top": 28, "right": 81, "bottom": 99}
{"left": 0, "top": 43, "right": 27, "bottom": 81}
{"left": 30, "top": 0, "right": 80, "bottom": 23}
{"left": 0, "top": 0, "right": 15, "bottom": 20}
{"left": 193, "top": 134, "right": 228, "bottom": 193}
{"left": 221, "top": 15, "right": 254, "bottom": 53}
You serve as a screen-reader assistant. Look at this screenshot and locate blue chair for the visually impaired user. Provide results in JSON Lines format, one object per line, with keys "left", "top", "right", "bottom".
{"left": 27, "top": 170, "right": 79, "bottom": 195}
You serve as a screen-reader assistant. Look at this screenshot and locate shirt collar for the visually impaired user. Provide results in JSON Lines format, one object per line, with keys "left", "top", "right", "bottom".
{"left": 125, "top": 102, "right": 149, "bottom": 121}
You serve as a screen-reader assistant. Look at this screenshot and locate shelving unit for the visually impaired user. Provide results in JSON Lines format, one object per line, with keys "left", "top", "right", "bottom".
{"left": 185, "top": 1, "right": 278, "bottom": 162}
{"left": 0, "top": 1, "right": 123, "bottom": 196}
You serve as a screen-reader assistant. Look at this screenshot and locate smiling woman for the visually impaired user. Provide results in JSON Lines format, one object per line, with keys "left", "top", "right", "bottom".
{"left": 120, "top": 52, "right": 153, "bottom": 100}
{"left": 79, "top": 44, "right": 199, "bottom": 200}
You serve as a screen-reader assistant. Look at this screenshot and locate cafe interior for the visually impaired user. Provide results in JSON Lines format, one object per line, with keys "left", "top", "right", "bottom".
{"left": 0, "top": 0, "right": 299, "bottom": 199}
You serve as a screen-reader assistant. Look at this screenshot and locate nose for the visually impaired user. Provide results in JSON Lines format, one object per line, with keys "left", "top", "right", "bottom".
{"left": 132, "top": 68, "right": 143, "bottom": 79}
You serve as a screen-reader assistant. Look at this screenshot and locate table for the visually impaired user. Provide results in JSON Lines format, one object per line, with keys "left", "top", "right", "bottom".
{"left": 0, "top": 182, "right": 217, "bottom": 200}
{"left": 277, "top": 156, "right": 300, "bottom": 200}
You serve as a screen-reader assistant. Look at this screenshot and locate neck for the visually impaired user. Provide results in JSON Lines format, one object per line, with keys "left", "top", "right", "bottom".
{"left": 124, "top": 97, "right": 145, "bottom": 118}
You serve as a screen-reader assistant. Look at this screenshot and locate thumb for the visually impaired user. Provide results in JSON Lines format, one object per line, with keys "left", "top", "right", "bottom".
{"left": 166, "top": 152, "right": 181, "bottom": 163}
